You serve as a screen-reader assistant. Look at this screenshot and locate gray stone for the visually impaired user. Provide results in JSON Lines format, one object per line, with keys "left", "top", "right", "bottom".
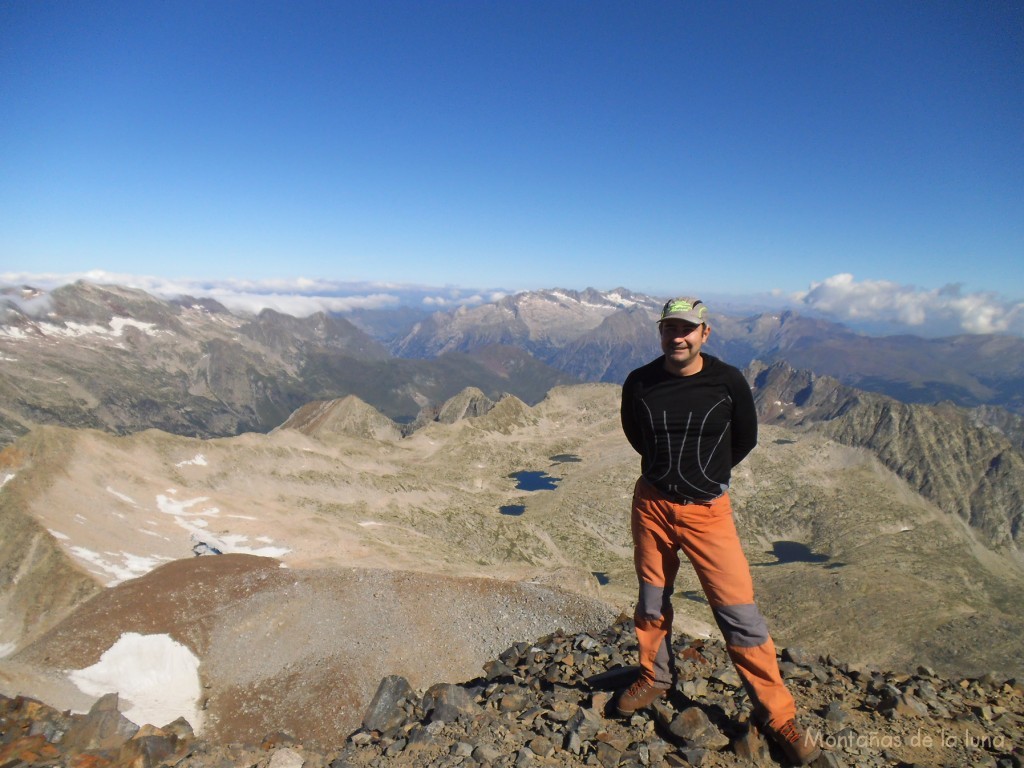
{"left": 810, "top": 664, "right": 832, "bottom": 683}
{"left": 812, "top": 752, "right": 849, "bottom": 767}
{"left": 780, "top": 661, "right": 815, "bottom": 680}
{"left": 974, "top": 703, "right": 995, "bottom": 721}
{"left": 116, "top": 729, "right": 181, "bottom": 768}
{"left": 825, "top": 700, "right": 850, "bottom": 725}
{"left": 473, "top": 743, "right": 502, "bottom": 763}
{"left": 881, "top": 692, "right": 930, "bottom": 719}
{"left": 565, "top": 731, "right": 582, "bottom": 754}
{"left": 681, "top": 678, "right": 708, "bottom": 698}
{"left": 267, "top": 747, "right": 306, "bottom": 768}
{"left": 678, "top": 746, "right": 708, "bottom": 765}
{"left": 452, "top": 741, "right": 473, "bottom": 757}
{"left": 667, "top": 707, "right": 730, "bottom": 750}
{"left": 782, "top": 647, "right": 819, "bottom": 666}
{"left": 423, "top": 682, "right": 478, "bottom": 723}
{"left": 362, "top": 675, "right": 413, "bottom": 732}
{"left": 500, "top": 690, "right": 532, "bottom": 712}
{"left": 515, "top": 747, "right": 534, "bottom": 767}
{"left": 546, "top": 700, "right": 575, "bottom": 722}
{"left": 161, "top": 716, "right": 195, "bottom": 740}
{"left": 406, "top": 725, "right": 434, "bottom": 750}
{"left": 732, "top": 726, "right": 772, "bottom": 765}
{"left": 596, "top": 740, "right": 623, "bottom": 767}
{"left": 647, "top": 738, "right": 674, "bottom": 764}
{"left": 710, "top": 666, "right": 742, "bottom": 688}
{"left": 519, "top": 705, "right": 544, "bottom": 726}
{"left": 527, "top": 735, "right": 554, "bottom": 757}
{"left": 62, "top": 692, "right": 140, "bottom": 752}
{"left": 349, "top": 731, "right": 374, "bottom": 746}
{"left": 484, "top": 659, "right": 517, "bottom": 680}
{"left": 565, "top": 706, "right": 603, "bottom": 742}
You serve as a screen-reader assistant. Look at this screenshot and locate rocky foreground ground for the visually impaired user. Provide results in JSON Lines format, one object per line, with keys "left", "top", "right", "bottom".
{"left": 2, "top": 617, "right": 1022, "bottom": 768}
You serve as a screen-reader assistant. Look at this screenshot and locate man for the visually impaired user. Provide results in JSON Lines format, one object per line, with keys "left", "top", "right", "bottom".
{"left": 617, "top": 297, "right": 819, "bottom": 766}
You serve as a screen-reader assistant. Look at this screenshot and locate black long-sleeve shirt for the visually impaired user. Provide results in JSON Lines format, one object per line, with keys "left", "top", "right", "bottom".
{"left": 620, "top": 353, "right": 758, "bottom": 502}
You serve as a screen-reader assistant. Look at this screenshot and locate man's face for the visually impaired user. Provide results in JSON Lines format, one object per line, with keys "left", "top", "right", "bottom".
{"left": 659, "top": 319, "right": 710, "bottom": 373}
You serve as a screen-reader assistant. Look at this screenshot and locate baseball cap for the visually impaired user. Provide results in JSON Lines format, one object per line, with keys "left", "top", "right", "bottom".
{"left": 658, "top": 297, "right": 708, "bottom": 325}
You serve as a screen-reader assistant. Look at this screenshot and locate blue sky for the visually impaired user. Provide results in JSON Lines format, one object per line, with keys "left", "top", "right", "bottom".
{"left": 1, "top": 1, "right": 1022, "bottom": 333}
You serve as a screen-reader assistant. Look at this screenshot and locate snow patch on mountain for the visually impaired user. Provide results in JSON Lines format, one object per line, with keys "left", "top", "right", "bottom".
{"left": 105, "top": 487, "right": 138, "bottom": 506}
{"left": 68, "top": 547, "right": 174, "bottom": 587}
{"left": 155, "top": 491, "right": 290, "bottom": 559}
{"left": 0, "top": 317, "right": 169, "bottom": 341}
{"left": 68, "top": 632, "right": 203, "bottom": 730}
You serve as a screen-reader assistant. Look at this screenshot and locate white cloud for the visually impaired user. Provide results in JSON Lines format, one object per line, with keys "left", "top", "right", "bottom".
{"left": 1, "top": 287, "right": 54, "bottom": 318}
{"left": 422, "top": 291, "right": 503, "bottom": 308}
{"left": 205, "top": 290, "right": 401, "bottom": 317}
{"left": 796, "top": 274, "right": 1024, "bottom": 336}
{"left": 0, "top": 271, "right": 505, "bottom": 317}
{"left": 8, "top": 269, "right": 1017, "bottom": 337}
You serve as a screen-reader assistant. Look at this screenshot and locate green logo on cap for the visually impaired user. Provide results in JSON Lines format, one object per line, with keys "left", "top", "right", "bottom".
{"left": 661, "top": 299, "right": 706, "bottom": 320}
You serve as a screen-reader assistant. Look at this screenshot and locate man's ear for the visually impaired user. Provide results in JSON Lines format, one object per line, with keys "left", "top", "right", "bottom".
{"left": 702, "top": 324, "right": 712, "bottom": 341}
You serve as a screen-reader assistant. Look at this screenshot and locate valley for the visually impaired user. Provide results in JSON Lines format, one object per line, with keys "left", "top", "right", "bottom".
{"left": 1, "top": 280, "right": 1023, "bottom": 755}
{"left": 2, "top": 386, "right": 1021, "bottom": 719}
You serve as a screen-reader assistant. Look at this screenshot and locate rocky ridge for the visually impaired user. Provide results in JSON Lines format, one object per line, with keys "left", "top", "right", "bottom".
{"left": 0, "top": 282, "right": 574, "bottom": 447}
{"left": 749, "top": 361, "right": 1024, "bottom": 549}
{"left": 4, "top": 281, "right": 1023, "bottom": 452}
{"left": 387, "top": 289, "right": 1024, "bottom": 415}
{"left": 2, "top": 618, "right": 1022, "bottom": 768}
{"left": 275, "top": 396, "right": 404, "bottom": 442}
{"left": 392, "top": 289, "right": 657, "bottom": 362}
{"left": 402, "top": 387, "right": 496, "bottom": 435}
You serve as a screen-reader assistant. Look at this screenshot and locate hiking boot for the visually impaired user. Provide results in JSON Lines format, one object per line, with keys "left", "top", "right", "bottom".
{"left": 615, "top": 677, "right": 670, "bottom": 715}
{"left": 758, "top": 718, "right": 821, "bottom": 765}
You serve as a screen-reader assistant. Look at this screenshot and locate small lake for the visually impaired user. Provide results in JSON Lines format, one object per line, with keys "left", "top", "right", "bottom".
{"left": 550, "top": 453, "right": 582, "bottom": 463}
{"left": 509, "top": 470, "right": 560, "bottom": 491}
{"left": 501, "top": 460, "right": 575, "bottom": 516}
{"left": 757, "top": 540, "right": 841, "bottom": 567}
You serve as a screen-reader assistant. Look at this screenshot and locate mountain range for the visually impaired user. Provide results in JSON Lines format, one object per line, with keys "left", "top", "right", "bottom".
{"left": 3, "top": 281, "right": 1023, "bottom": 451}
{"left": 0, "top": 282, "right": 575, "bottom": 445}
{"left": 373, "top": 286, "right": 1024, "bottom": 417}
{"left": 1, "top": 278, "right": 1022, "bottom": 757}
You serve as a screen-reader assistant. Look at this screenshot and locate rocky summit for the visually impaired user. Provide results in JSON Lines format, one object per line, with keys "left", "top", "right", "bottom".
{"left": 2, "top": 618, "right": 1022, "bottom": 768}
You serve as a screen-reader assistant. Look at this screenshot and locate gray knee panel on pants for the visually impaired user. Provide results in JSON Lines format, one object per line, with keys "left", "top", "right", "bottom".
{"left": 637, "top": 582, "right": 673, "bottom": 621}
{"left": 713, "top": 604, "right": 769, "bottom": 647}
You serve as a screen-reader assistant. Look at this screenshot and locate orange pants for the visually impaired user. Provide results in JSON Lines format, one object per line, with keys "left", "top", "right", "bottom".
{"left": 631, "top": 477, "right": 795, "bottom": 728}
